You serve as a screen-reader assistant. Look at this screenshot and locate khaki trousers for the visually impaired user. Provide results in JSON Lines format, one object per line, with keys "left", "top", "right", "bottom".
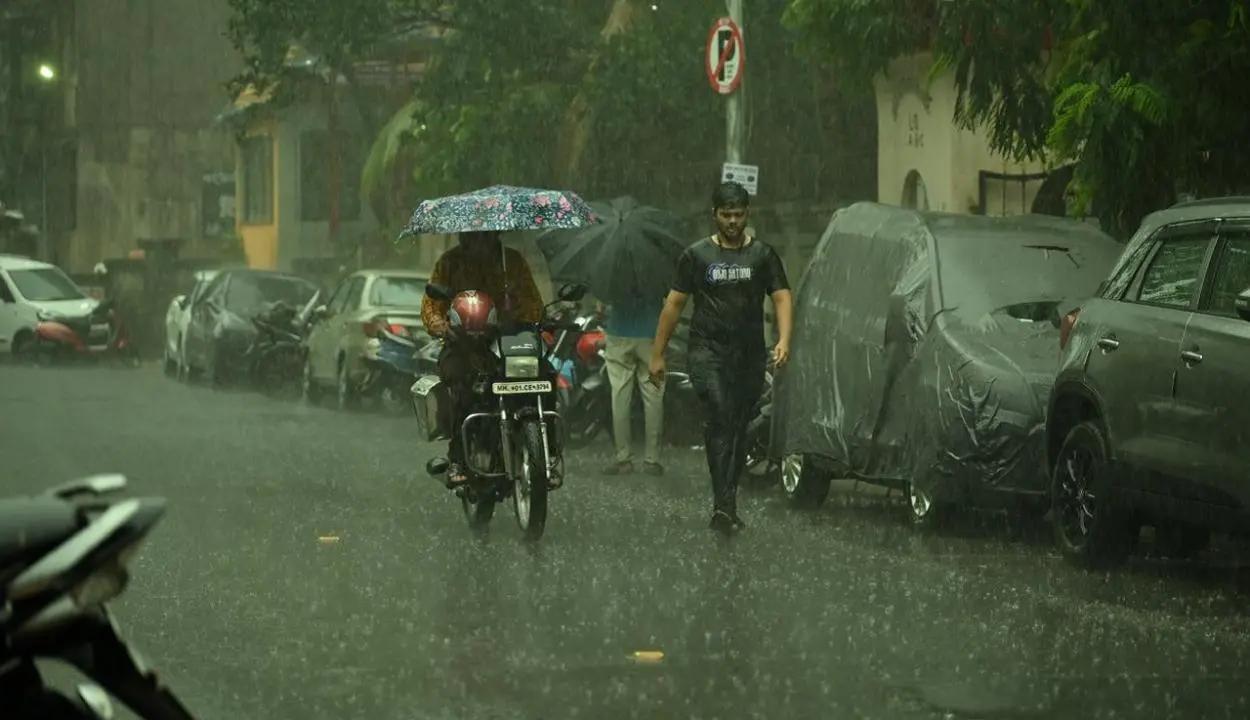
{"left": 604, "top": 335, "right": 665, "bottom": 465}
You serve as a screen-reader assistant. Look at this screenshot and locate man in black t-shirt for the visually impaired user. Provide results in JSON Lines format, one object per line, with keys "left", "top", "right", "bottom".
{"left": 649, "top": 182, "right": 794, "bottom": 534}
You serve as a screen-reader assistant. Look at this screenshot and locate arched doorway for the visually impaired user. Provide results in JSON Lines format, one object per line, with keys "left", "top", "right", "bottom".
{"left": 902, "top": 170, "right": 929, "bottom": 210}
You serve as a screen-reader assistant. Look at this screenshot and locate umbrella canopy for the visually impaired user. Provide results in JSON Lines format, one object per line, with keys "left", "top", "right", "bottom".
{"left": 399, "top": 185, "right": 599, "bottom": 237}
{"left": 536, "top": 196, "right": 689, "bottom": 304}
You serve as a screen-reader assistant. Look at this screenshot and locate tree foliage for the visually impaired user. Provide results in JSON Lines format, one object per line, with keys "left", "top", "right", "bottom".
{"left": 786, "top": 0, "right": 1250, "bottom": 237}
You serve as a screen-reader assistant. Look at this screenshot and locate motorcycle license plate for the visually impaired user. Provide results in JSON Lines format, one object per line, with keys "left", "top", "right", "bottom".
{"left": 492, "top": 380, "right": 552, "bottom": 395}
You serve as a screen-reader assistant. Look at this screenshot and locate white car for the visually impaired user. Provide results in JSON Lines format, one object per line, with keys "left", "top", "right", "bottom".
{"left": 163, "top": 269, "right": 220, "bottom": 378}
{"left": 304, "top": 269, "right": 430, "bottom": 409}
{"left": 0, "top": 254, "right": 101, "bottom": 356}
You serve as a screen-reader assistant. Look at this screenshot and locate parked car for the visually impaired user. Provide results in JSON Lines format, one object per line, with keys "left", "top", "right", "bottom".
{"left": 182, "top": 268, "right": 319, "bottom": 386}
{"left": 163, "top": 268, "right": 221, "bottom": 378}
{"left": 1047, "top": 196, "right": 1250, "bottom": 567}
{"left": 769, "top": 202, "right": 1122, "bottom": 525}
{"left": 303, "top": 269, "right": 430, "bottom": 410}
{"left": 0, "top": 254, "right": 103, "bottom": 357}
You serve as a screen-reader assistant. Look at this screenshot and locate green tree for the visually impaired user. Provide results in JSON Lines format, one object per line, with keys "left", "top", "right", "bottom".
{"left": 786, "top": 0, "right": 1250, "bottom": 238}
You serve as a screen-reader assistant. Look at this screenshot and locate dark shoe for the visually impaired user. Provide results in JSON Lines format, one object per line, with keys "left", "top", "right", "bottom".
{"left": 603, "top": 461, "right": 634, "bottom": 476}
{"left": 446, "top": 463, "right": 469, "bottom": 489}
{"left": 643, "top": 462, "right": 665, "bottom": 477}
{"left": 709, "top": 511, "right": 739, "bottom": 535}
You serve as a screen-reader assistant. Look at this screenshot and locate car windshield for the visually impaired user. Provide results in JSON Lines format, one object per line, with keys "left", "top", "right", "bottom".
{"left": 936, "top": 237, "right": 1122, "bottom": 330}
{"left": 370, "top": 276, "right": 427, "bottom": 308}
{"left": 7, "top": 267, "right": 86, "bottom": 302}
{"left": 226, "top": 274, "right": 317, "bottom": 315}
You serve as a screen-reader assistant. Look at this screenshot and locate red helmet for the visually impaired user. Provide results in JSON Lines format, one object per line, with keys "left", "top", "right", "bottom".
{"left": 576, "top": 329, "right": 605, "bottom": 364}
{"left": 448, "top": 290, "right": 498, "bottom": 337}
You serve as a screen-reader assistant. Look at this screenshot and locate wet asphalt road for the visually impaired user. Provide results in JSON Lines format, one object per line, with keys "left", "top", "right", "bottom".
{"left": 5, "top": 364, "right": 1250, "bottom": 719}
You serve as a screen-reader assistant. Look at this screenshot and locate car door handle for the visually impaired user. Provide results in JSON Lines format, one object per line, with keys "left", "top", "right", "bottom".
{"left": 1180, "top": 349, "right": 1203, "bottom": 364}
{"left": 1097, "top": 336, "right": 1120, "bottom": 351}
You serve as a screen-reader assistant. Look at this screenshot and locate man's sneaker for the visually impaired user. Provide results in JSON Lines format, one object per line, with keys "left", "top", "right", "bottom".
{"left": 643, "top": 462, "right": 665, "bottom": 477}
{"left": 603, "top": 461, "right": 634, "bottom": 476}
{"left": 709, "top": 511, "right": 739, "bottom": 535}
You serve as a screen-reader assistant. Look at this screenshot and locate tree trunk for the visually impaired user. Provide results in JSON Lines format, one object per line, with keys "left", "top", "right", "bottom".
{"left": 555, "top": 0, "right": 640, "bottom": 188}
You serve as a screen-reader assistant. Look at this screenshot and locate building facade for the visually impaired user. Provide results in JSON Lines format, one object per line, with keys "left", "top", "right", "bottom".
{"left": 1, "top": 0, "right": 239, "bottom": 272}
{"left": 874, "top": 53, "right": 1069, "bottom": 218}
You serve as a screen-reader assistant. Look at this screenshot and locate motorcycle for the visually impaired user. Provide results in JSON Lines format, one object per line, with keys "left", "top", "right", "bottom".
{"left": 541, "top": 306, "right": 611, "bottom": 448}
{"left": 27, "top": 299, "right": 140, "bottom": 367}
{"left": 245, "top": 301, "right": 307, "bottom": 397}
{"left": 1, "top": 474, "right": 196, "bottom": 719}
{"left": 420, "top": 281, "right": 588, "bottom": 541}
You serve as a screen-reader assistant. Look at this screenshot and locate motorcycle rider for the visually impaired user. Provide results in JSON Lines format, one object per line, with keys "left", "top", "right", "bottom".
{"left": 421, "top": 231, "right": 544, "bottom": 485}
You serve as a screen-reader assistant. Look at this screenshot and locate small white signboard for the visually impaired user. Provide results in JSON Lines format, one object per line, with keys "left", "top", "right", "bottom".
{"left": 721, "top": 163, "right": 759, "bottom": 195}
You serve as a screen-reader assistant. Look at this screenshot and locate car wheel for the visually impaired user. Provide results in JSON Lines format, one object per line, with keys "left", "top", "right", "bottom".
{"left": 781, "top": 453, "right": 830, "bottom": 508}
{"left": 1051, "top": 421, "right": 1137, "bottom": 568}
{"left": 336, "top": 358, "right": 359, "bottom": 411}
{"left": 163, "top": 346, "right": 177, "bottom": 377}
{"left": 302, "top": 356, "right": 322, "bottom": 405}
{"left": 11, "top": 331, "right": 37, "bottom": 365}
{"left": 907, "top": 480, "right": 952, "bottom": 529}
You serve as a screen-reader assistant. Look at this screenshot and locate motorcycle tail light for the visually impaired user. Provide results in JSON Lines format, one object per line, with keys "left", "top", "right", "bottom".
{"left": 388, "top": 323, "right": 411, "bottom": 338}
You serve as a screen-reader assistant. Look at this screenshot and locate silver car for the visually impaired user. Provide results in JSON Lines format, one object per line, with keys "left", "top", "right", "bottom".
{"left": 302, "top": 269, "right": 431, "bottom": 410}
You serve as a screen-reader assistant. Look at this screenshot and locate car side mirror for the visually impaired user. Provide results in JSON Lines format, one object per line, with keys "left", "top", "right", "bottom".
{"left": 557, "top": 282, "right": 588, "bottom": 302}
{"left": 1235, "top": 289, "right": 1250, "bottom": 322}
{"left": 425, "top": 283, "right": 453, "bottom": 302}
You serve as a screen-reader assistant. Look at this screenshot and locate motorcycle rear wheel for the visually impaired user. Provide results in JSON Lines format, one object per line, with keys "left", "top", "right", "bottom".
{"left": 513, "top": 419, "right": 550, "bottom": 540}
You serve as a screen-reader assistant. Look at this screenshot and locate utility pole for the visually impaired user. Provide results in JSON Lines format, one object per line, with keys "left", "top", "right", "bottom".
{"left": 725, "top": 0, "right": 744, "bottom": 165}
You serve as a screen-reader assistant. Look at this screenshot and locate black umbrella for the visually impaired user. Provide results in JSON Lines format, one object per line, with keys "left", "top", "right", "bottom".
{"left": 535, "top": 196, "right": 688, "bottom": 304}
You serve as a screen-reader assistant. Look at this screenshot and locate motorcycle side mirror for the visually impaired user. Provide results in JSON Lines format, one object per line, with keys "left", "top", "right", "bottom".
{"left": 425, "top": 283, "right": 453, "bottom": 302}
{"left": 557, "top": 282, "right": 588, "bottom": 302}
{"left": 425, "top": 457, "right": 450, "bottom": 478}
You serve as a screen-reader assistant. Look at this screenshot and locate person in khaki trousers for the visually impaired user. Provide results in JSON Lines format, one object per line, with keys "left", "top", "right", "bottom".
{"left": 601, "top": 294, "right": 666, "bottom": 476}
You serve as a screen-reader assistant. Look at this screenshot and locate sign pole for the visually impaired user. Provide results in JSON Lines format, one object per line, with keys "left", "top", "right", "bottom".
{"left": 725, "top": 0, "right": 744, "bottom": 165}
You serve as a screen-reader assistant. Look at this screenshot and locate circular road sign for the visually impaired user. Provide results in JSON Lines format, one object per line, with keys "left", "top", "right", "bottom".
{"left": 705, "top": 17, "right": 745, "bottom": 95}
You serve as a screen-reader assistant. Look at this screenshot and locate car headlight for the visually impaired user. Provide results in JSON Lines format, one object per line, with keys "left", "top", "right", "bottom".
{"left": 505, "top": 356, "right": 539, "bottom": 379}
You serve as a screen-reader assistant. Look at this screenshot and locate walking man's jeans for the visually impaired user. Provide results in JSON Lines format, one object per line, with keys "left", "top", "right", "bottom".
{"left": 689, "top": 346, "right": 764, "bottom": 516}
{"left": 604, "top": 335, "right": 665, "bottom": 465}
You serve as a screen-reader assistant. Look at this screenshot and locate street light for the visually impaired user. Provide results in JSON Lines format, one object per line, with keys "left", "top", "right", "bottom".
{"left": 36, "top": 63, "right": 57, "bottom": 261}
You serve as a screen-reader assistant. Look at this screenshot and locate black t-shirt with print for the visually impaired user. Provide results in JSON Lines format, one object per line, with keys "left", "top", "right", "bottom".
{"left": 671, "top": 235, "right": 790, "bottom": 356}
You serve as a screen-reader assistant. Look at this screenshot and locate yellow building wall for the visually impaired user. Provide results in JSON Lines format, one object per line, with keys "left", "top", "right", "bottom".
{"left": 235, "top": 118, "right": 280, "bottom": 269}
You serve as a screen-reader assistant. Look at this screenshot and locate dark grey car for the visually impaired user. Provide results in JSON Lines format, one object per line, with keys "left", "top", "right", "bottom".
{"left": 1047, "top": 197, "right": 1250, "bottom": 567}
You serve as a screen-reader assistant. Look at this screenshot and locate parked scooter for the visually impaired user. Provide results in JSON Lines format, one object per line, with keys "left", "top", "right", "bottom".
{"left": 362, "top": 321, "right": 431, "bottom": 415}
{"left": 27, "top": 299, "right": 140, "bottom": 368}
{"left": 0, "top": 474, "right": 197, "bottom": 719}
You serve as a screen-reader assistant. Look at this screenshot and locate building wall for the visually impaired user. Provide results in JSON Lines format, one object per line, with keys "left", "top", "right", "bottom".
{"left": 875, "top": 53, "right": 1046, "bottom": 217}
{"left": 233, "top": 97, "right": 380, "bottom": 273}
{"left": 64, "top": 0, "right": 238, "bottom": 272}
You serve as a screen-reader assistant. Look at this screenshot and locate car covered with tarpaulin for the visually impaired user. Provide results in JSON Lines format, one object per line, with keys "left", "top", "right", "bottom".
{"left": 769, "top": 202, "right": 1123, "bottom": 522}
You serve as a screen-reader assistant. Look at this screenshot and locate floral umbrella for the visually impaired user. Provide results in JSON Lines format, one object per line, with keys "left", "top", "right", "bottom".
{"left": 398, "top": 185, "right": 599, "bottom": 237}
